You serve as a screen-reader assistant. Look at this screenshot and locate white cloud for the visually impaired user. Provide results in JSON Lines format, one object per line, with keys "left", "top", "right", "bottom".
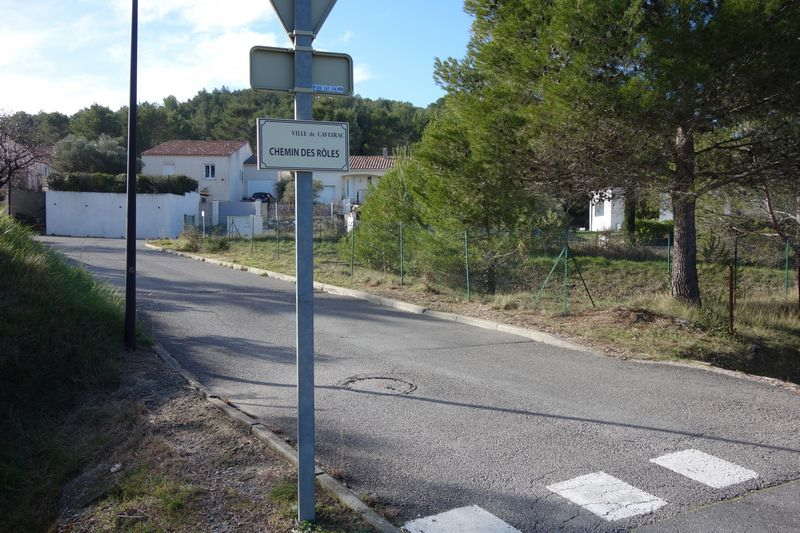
{"left": 0, "top": 72, "right": 128, "bottom": 115}
{"left": 138, "top": 30, "right": 281, "bottom": 103}
{"left": 0, "top": 30, "right": 47, "bottom": 67}
{"left": 341, "top": 30, "right": 355, "bottom": 44}
{"left": 113, "top": 0, "right": 275, "bottom": 31}
{"left": 0, "top": 0, "right": 284, "bottom": 113}
{"left": 354, "top": 64, "right": 374, "bottom": 85}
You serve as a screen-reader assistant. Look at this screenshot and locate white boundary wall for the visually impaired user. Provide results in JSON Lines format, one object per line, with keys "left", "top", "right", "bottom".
{"left": 227, "top": 215, "right": 264, "bottom": 238}
{"left": 46, "top": 191, "right": 200, "bottom": 239}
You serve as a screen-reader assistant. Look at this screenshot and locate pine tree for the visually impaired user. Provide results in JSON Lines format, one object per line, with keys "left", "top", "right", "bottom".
{"left": 437, "top": 0, "right": 800, "bottom": 305}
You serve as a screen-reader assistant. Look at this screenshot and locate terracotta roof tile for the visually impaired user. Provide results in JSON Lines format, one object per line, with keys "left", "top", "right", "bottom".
{"left": 243, "top": 154, "right": 396, "bottom": 170}
{"left": 143, "top": 140, "right": 249, "bottom": 157}
{"left": 348, "top": 155, "right": 395, "bottom": 170}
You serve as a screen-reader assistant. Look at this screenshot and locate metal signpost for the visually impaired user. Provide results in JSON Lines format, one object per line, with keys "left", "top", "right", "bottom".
{"left": 253, "top": 0, "right": 351, "bottom": 522}
{"left": 124, "top": 0, "right": 139, "bottom": 350}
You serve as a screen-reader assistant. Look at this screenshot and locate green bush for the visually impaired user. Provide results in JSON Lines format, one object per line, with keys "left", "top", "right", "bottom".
{"left": 48, "top": 173, "right": 198, "bottom": 195}
{"left": 636, "top": 219, "right": 673, "bottom": 245}
{"left": 205, "top": 236, "right": 230, "bottom": 252}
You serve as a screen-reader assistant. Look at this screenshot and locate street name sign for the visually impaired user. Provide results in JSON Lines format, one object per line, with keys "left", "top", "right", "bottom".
{"left": 270, "top": 0, "right": 336, "bottom": 35}
{"left": 250, "top": 46, "right": 353, "bottom": 95}
{"left": 257, "top": 118, "right": 349, "bottom": 171}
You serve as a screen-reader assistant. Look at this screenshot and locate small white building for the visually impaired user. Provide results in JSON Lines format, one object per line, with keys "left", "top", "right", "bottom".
{"left": 316, "top": 154, "right": 395, "bottom": 205}
{"left": 242, "top": 154, "right": 280, "bottom": 198}
{"left": 242, "top": 153, "right": 396, "bottom": 206}
{"left": 589, "top": 188, "right": 626, "bottom": 232}
{"left": 142, "top": 140, "right": 253, "bottom": 203}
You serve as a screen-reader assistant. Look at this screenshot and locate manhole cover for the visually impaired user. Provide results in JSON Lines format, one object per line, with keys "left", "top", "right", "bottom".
{"left": 340, "top": 376, "right": 416, "bottom": 395}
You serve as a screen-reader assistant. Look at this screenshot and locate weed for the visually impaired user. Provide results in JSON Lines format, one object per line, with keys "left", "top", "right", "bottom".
{"left": 205, "top": 236, "right": 230, "bottom": 252}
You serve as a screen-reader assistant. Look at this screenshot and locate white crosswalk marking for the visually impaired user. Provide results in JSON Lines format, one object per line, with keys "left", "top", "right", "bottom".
{"left": 547, "top": 472, "right": 667, "bottom": 521}
{"left": 403, "top": 505, "right": 521, "bottom": 533}
{"left": 651, "top": 449, "right": 758, "bottom": 488}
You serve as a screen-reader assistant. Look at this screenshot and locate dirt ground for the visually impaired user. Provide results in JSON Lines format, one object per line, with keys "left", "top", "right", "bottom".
{"left": 55, "top": 350, "right": 373, "bottom": 533}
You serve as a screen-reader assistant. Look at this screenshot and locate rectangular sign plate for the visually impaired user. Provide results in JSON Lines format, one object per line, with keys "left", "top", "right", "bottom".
{"left": 257, "top": 118, "right": 350, "bottom": 172}
{"left": 250, "top": 46, "right": 353, "bottom": 96}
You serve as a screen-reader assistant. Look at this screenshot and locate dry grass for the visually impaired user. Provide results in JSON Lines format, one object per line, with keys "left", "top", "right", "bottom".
{"left": 56, "top": 352, "right": 374, "bottom": 533}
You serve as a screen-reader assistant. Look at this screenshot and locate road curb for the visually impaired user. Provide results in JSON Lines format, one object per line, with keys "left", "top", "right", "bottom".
{"left": 150, "top": 342, "right": 400, "bottom": 533}
{"left": 423, "top": 310, "right": 590, "bottom": 352}
{"left": 144, "top": 243, "right": 800, "bottom": 394}
{"left": 143, "top": 243, "right": 569, "bottom": 343}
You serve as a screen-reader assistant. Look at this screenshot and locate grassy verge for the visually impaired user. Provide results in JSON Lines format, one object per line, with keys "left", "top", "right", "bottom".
{"left": 151, "top": 234, "right": 800, "bottom": 384}
{"left": 1, "top": 215, "right": 124, "bottom": 531}
{"left": 57, "top": 354, "right": 373, "bottom": 533}
{"left": 1, "top": 217, "right": 372, "bottom": 532}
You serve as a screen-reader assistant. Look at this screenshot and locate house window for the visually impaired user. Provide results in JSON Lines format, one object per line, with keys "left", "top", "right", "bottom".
{"left": 204, "top": 164, "right": 216, "bottom": 179}
{"left": 594, "top": 201, "right": 605, "bottom": 217}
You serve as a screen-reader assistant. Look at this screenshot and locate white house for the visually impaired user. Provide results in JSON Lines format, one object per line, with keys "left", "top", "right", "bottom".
{"left": 142, "top": 140, "right": 253, "bottom": 203}
{"left": 589, "top": 188, "right": 626, "bottom": 231}
{"left": 242, "top": 153, "right": 396, "bottom": 205}
{"left": 242, "top": 154, "right": 280, "bottom": 198}
{"left": 316, "top": 154, "right": 396, "bottom": 205}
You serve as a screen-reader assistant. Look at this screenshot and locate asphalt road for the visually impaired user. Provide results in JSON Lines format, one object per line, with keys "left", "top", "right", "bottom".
{"left": 43, "top": 237, "right": 800, "bottom": 532}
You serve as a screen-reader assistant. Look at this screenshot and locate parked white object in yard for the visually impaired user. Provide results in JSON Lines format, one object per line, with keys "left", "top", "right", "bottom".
{"left": 589, "top": 188, "right": 626, "bottom": 232}
{"left": 46, "top": 191, "right": 200, "bottom": 239}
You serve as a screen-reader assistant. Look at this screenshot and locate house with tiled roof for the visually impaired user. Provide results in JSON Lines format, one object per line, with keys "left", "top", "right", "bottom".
{"left": 243, "top": 149, "right": 396, "bottom": 206}
{"left": 332, "top": 152, "right": 396, "bottom": 205}
{"left": 142, "top": 140, "right": 253, "bottom": 203}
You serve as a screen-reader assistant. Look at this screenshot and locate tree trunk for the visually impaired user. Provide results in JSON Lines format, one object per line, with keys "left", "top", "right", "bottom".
{"left": 624, "top": 185, "right": 637, "bottom": 245}
{"left": 671, "top": 126, "right": 702, "bottom": 306}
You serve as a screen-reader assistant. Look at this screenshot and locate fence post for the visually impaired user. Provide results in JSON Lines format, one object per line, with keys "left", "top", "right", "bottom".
{"left": 729, "top": 235, "right": 739, "bottom": 335}
{"left": 667, "top": 232, "right": 673, "bottom": 296}
{"left": 250, "top": 215, "right": 255, "bottom": 254}
{"left": 399, "top": 223, "right": 405, "bottom": 287}
{"left": 563, "top": 243, "right": 571, "bottom": 315}
{"left": 785, "top": 240, "right": 791, "bottom": 297}
{"left": 464, "top": 229, "right": 471, "bottom": 301}
{"left": 201, "top": 210, "right": 206, "bottom": 239}
{"left": 350, "top": 225, "right": 356, "bottom": 278}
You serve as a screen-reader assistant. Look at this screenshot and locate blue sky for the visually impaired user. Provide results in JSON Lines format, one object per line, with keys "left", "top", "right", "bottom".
{"left": 0, "top": 0, "right": 472, "bottom": 115}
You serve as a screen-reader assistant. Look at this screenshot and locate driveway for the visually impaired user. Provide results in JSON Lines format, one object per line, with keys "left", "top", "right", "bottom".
{"left": 42, "top": 237, "right": 800, "bottom": 532}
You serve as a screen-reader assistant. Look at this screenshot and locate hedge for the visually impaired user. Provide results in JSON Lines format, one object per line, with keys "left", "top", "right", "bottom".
{"left": 636, "top": 219, "right": 674, "bottom": 245}
{"left": 48, "top": 173, "right": 198, "bottom": 195}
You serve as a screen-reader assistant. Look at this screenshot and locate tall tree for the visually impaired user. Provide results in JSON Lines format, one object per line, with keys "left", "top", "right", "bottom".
{"left": 70, "top": 104, "right": 124, "bottom": 139}
{"left": 33, "top": 112, "right": 70, "bottom": 145}
{"left": 437, "top": 0, "right": 800, "bottom": 305}
{"left": 0, "top": 114, "right": 42, "bottom": 212}
{"left": 52, "top": 135, "right": 130, "bottom": 174}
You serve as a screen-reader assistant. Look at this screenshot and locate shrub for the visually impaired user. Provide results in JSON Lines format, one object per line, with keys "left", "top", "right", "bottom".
{"left": 205, "top": 236, "right": 230, "bottom": 252}
{"left": 175, "top": 229, "right": 201, "bottom": 252}
{"left": 636, "top": 219, "right": 674, "bottom": 245}
{"left": 48, "top": 173, "right": 198, "bottom": 195}
{"left": 137, "top": 175, "right": 198, "bottom": 194}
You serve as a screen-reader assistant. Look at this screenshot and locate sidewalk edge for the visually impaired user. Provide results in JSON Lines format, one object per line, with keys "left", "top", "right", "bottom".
{"left": 150, "top": 342, "right": 401, "bottom": 533}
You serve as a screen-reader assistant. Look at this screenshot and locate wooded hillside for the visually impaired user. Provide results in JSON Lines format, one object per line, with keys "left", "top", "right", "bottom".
{"left": 6, "top": 89, "right": 433, "bottom": 156}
